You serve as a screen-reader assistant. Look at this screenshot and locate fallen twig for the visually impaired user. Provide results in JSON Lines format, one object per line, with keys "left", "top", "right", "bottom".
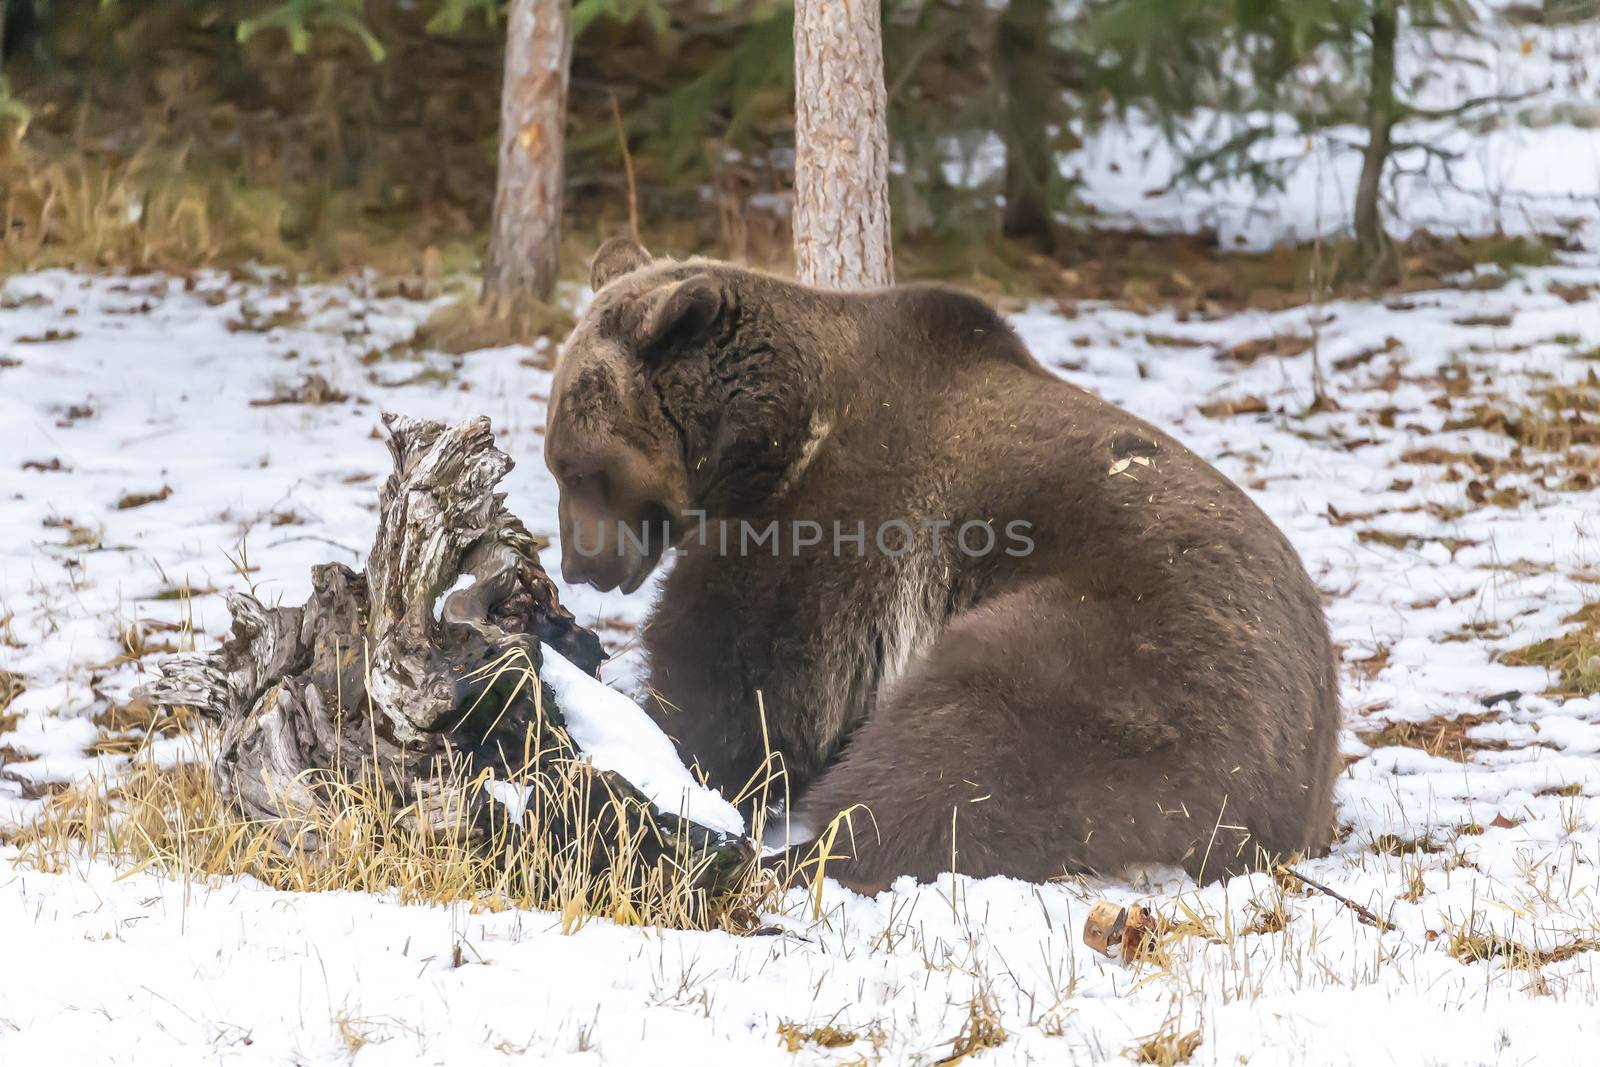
{"left": 266, "top": 534, "right": 362, "bottom": 558}
{"left": 1277, "top": 865, "right": 1393, "bottom": 931}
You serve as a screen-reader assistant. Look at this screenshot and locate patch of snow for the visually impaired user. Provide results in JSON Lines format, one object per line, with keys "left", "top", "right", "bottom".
{"left": 482, "top": 777, "right": 532, "bottom": 822}
{"left": 537, "top": 643, "right": 745, "bottom": 836}
{"left": 432, "top": 572, "right": 476, "bottom": 622}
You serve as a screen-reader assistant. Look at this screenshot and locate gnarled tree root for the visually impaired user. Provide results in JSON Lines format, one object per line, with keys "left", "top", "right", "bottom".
{"left": 142, "top": 414, "right": 746, "bottom": 884}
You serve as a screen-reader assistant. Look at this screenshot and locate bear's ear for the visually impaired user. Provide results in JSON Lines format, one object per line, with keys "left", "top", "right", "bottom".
{"left": 590, "top": 237, "right": 652, "bottom": 291}
{"left": 638, "top": 275, "right": 723, "bottom": 361}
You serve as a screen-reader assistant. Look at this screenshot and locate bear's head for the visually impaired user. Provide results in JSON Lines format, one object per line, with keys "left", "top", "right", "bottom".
{"left": 544, "top": 237, "right": 729, "bottom": 594}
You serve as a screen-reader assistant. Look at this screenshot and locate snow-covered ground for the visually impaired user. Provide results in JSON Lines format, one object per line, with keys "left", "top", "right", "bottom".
{"left": 5, "top": 3, "right": 1600, "bottom": 1057}
{"left": 3, "top": 252, "right": 1599, "bottom": 1064}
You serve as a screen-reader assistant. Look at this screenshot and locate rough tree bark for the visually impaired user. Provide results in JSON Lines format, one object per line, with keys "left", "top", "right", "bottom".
{"left": 793, "top": 0, "right": 895, "bottom": 289}
{"left": 1353, "top": 0, "right": 1399, "bottom": 285}
{"left": 142, "top": 415, "right": 739, "bottom": 871}
{"left": 482, "top": 0, "right": 571, "bottom": 305}
{"left": 998, "top": 0, "right": 1057, "bottom": 252}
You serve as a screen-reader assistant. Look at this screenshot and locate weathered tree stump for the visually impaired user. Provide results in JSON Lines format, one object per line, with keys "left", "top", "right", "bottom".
{"left": 142, "top": 415, "right": 745, "bottom": 879}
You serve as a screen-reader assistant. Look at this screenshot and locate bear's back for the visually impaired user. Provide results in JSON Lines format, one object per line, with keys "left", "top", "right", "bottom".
{"left": 851, "top": 284, "right": 1047, "bottom": 378}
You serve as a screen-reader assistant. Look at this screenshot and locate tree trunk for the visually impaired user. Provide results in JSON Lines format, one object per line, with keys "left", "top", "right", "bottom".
{"left": 793, "top": 0, "right": 894, "bottom": 289}
{"left": 141, "top": 415, "right": 742, "bottom": 875}
{"left": 998, "top": 0, "right": 1056, "bottom": 252}
{"left": 482, "top": 0, "right": 571, "bottom": 305}
{"left": 1353, "top": 0, "right": 1398, "bottom": 285}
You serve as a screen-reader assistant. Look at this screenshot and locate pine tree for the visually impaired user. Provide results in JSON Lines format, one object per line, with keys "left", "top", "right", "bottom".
{"left": 792, "top": 0, "right": 894, "bottom": 289}
{"left": 998, "top": 0, "right": 1058, "bottom": 251}
{"left": 483, "top": 0, "right": 572, "bottom": 305}
{"left": 1353, "top": 0, "right": 1399, "bottom": 282}
{"left": 1090, "top": 0, "right": 1481, "bottom": 284}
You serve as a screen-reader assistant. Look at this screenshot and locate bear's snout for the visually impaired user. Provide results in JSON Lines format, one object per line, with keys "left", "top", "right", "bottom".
{"left": 559, "top": 537, "right": 653, "bottom": 595}
{"left": 557, "top": 493, "right": 670, "bottom": 596}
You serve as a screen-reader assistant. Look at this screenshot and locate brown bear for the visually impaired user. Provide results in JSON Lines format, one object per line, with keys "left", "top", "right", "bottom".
{"left": 544, "top": 237, "right": 1340, "bottom": 890}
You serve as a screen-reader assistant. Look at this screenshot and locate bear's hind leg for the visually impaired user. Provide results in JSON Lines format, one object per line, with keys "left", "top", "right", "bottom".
{"left": 789, "top": 581, "right": 1254, "bottom": 890}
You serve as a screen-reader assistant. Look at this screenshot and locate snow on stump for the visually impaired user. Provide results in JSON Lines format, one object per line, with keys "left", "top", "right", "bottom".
{"left": 141, "top": 414, "right": 747, "bottom": 882}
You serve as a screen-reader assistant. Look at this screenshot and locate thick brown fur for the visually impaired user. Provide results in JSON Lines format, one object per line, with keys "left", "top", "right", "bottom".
{"left": 544, "top": 238, "right": 1340, "bottom": 889}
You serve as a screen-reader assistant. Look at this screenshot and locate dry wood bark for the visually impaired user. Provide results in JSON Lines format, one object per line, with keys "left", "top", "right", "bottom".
{"left": 142, "top": 415, "right": 740, "bottom": 872}
{"left": 793, "top": 0, "right": 894, "bottom": 289}
{"left": 482, "top": 0, "right": 571, "bottom": 304}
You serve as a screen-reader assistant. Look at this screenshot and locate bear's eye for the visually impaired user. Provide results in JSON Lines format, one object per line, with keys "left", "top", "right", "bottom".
{"left": 565, "top": 469, "right": 606, "bottom": 496}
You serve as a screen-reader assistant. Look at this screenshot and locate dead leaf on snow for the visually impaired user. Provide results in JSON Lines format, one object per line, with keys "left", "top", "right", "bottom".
{"left": 16, "top": 328, "right": 79, "bottom": 344}
{"left": 1333, "top": 336, "right": 1402, "bottom": 372}
{"left": 1198, "top": 395, "right": 1269, "bottom": 419}
{"left": 1217, "top": 335, "right": 1312, "bottom": 365}
{"left": 250, "top": 374, "right": 351, "bottom": 407}
{"left": 116, "top": 485, "right": 173, "bottom": 510}
{"left": 1550, "top": 281, "right": 1595, "bottom": 304}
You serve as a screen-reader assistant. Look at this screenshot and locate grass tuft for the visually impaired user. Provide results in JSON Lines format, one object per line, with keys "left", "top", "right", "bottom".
{"left": 1357, "top": 712, "right": 1509, "bottom": 761}
{"left": 1132, "top": 1023, "right": 1202, "bottom": 1065}
{"left": 412, "top": 295, "right": 575, "bottom": 358}
{"left": 1502, "top": 603, "right": 1600, "bottom": 697}
{"left": 0, "top": 670, "right": 22, "bottom": 720}
{"left": 935, "top": 986, "right": 1008, "bottom": 1065}
{"left": 777, "top": 1018, "right": 859, "bottom": 1052}
{"left": 1447, "top": 925, "right": 1600, "bottom": 970}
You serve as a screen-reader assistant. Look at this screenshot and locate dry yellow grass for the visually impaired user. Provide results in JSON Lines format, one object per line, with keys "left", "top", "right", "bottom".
{"left": 0, "top": 669, "right": 22, "bottom": 722}
{"left": 777, "top": 1017, "right": 860, "bottom": 1052}
{"left": 4, "top": 146, "right": 261, "bottom": 272}
{"left": 1443, "top": 919, "right": 1600, "bottom": 981}
{"left": 935, "top": 987, "right": 1008, "bottom": 1065}
{"left": 1132, "top": 1025, "right": 1203, "bottom": 1066}
{"left": 0, "top": 141, "right": 471, "bottom": 280}
{"left": 412, "top": 293, "right": 575, "bottom": 357}
{"left": 1357, "top": 711, "right": 1510, "bottom": 760}
{"left": 12, "top": 731, "right": 782, "bottom": 933}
